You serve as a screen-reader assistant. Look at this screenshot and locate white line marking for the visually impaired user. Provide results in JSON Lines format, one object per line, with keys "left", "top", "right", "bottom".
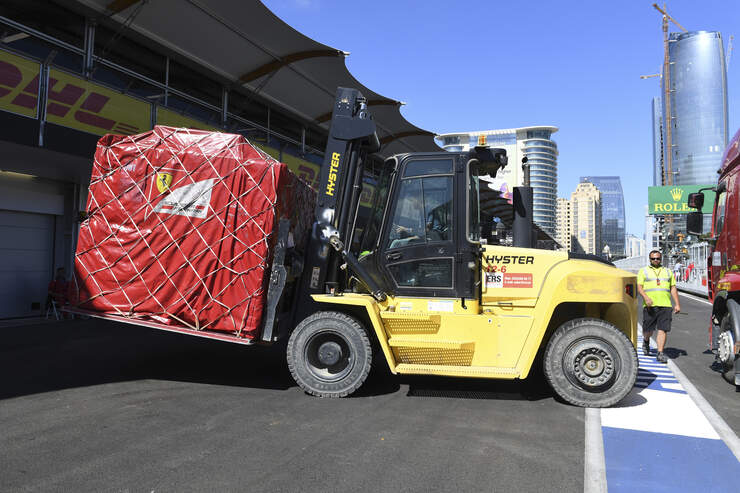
{"left": 667, "top": 359, "right": 740, "bottom": 461}
{"left": 584, "top": 407, "right": 607, "bottom": 493}
{"left": 660, "top": 383, "right": 684, "bottom": 391}
{"left": 679, "top": 292, "right": 712, "bottom": 306}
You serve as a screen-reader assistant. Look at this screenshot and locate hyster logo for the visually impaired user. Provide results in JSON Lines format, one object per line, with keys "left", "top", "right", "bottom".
{"left": 326, "top": 152, "right": 341, "bottom": 196}
{"left": 670, "top": 187, "right": 683, "bottom": 201}
{"left": 484, "top": 255, "right": 535, "bottom": 265}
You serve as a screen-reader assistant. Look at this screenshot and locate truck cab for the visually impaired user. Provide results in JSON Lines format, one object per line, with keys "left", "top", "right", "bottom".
{"left": 687, "top": 128, "right": 740, "bottom": 388}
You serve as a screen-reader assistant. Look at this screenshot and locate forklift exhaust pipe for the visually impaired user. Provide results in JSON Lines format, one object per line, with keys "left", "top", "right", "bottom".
{"left": 513, "top": 186, "right": 534, "bottom": 248}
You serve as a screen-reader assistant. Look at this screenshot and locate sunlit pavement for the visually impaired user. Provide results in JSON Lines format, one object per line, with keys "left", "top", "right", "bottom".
{"left": 589, "top": 293, "right": 740, "bottom": 492}
{"left": 0, "top": 293, "right": 737, "bottom": 491}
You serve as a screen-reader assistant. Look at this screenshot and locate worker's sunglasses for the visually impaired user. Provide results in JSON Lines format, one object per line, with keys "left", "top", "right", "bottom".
{"left": 650, "top": 257, "right": 662, "bottom": 261}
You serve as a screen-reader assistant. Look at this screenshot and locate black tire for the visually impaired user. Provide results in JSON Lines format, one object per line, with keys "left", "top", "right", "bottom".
{"left": 718, "top": 315, "right": 738, "bottom": 386}
{"left": 287, "top": 311, "right": 372, "bottom": 398}
{"left": 544, "top": 318, "right": 638, "bottom": 408}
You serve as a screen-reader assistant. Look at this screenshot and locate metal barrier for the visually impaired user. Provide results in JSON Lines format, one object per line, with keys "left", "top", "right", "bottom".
{"left": 614, "top": 243, "right": 710, "bottom": 298}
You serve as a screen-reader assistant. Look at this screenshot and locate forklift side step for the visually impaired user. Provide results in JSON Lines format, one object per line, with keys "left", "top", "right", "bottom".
{"left": 388, "top": 337, "right": 474, "bottom": 350}
{"left": 395, "top": 363, "right": 519, "bottom": 378}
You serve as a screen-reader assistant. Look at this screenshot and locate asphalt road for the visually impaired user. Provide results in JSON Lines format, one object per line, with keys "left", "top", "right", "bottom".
{"left": 0, "top": 296, "right": 736, "bottom": 492}
{"left": 650, "top": 292, "right": 739, "bottom": 433}
{"left": 0, "top": 318, "right": 585, "bottom": 492}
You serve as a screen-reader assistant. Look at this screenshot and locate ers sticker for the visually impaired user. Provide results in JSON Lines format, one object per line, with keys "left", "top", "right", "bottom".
{"left": 486, "top": 272, "right": 533, "bottom": 289}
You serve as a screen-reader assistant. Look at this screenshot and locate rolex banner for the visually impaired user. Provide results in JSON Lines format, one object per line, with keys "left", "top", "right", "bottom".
{"left": 648, "top": 185, "right": 715, "bottom": 214}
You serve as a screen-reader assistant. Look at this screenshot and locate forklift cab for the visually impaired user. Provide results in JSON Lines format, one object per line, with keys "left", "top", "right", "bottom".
{"left": 357, "top": 147, "right": 507, "bottom": 300}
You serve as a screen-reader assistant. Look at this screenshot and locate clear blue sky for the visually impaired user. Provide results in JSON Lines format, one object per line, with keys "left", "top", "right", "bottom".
{"left": 263, "top": 0, "right": 739, "bottom": 239}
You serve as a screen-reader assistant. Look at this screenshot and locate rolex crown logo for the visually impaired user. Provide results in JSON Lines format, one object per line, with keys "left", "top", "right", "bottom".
{"left": 670, "top": 187, "right": 683, "bottom": 201}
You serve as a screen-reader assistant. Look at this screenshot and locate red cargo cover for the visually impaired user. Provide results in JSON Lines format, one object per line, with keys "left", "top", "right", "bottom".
{"left": 73, "top": 126, "right": 315, "bottom": 340}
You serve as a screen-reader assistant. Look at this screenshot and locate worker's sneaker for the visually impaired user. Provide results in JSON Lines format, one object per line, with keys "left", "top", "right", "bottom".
{"left": 643, "top": 340, "right": 651, "bottom": 355}
{"left": 656, "top": 352, "right": 668, "bottom": 363}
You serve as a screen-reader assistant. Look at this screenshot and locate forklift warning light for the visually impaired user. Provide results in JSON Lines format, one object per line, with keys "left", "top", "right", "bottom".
{"left": 478, "top": 135, "right": 487, "bottom": 146}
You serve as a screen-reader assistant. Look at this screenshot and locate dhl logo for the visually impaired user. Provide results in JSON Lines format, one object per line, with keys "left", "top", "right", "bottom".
{"left": 0, "top": 50, "right": 148, "bottom": 135}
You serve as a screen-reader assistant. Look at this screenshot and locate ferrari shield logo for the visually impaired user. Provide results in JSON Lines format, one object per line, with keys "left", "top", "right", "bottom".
{"left": 156, "top": 173, "right": 173, "bottom": 194}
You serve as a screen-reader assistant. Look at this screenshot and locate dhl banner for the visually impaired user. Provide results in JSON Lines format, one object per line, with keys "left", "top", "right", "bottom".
{"left": 0, "top": 49, "right": 378, "bottom": 205}
{"left": 253, "top": 144, "right": 375, "bottom": 207}
{"left": 46, "top": 68, "right": 150, "bottom": 136}
{"left": 156, "top": 107, "right": 220, "bottom": 132}
{"left": 0, "top": 49, "right": 41, "bottom": 118}
{"left": 0, "top": 49, "right": 150, "bottom": 136}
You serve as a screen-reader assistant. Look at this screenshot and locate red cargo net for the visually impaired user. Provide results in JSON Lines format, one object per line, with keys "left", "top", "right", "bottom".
{"left": 73, "top": 126, "right": 315, "bottom": 340}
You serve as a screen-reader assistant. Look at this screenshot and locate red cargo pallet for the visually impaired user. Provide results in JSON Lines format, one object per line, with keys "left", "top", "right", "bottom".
{"left": 72, "top": 126, "right": 315, "bottom": 340}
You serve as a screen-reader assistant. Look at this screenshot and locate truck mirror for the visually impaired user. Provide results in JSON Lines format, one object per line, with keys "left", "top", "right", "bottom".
{"left": 687, "top": 192, "right": 704, "bottom": 209}
{"left": 474, "top": 147, "right": 507, "bottom": 177}
{"left": 687, "top": 211, "right": 703, "bottom": 235}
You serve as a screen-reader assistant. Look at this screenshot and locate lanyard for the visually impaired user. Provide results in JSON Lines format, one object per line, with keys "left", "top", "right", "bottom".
{"left": 649, "top": 266, "right": 665, "bottom": 286}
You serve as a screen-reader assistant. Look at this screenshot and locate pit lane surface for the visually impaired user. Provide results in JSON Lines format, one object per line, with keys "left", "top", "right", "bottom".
{"left": 0, "top": 294, "right": 736, "bottom": 492}
{"left": 0, "top": 319, "right": 585, "bottom": 492}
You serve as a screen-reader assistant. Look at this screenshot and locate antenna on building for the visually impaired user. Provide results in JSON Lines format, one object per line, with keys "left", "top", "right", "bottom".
{"left": 727, "top": 35, "right": 734, "bottom": 72}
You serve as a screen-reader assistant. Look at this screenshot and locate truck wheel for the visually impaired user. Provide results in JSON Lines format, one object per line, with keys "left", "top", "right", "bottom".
{"left": 718, "top": 315, "right": 738, "bottom": 386}
{"left": 287, "top": 311, "right": 372, "bottom": 398}
{"left": 544, "top": 318, "right": 638, "bottom": 408}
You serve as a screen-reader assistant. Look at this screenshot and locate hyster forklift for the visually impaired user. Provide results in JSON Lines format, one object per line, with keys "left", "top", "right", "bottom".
{"left": 278, "top": 87, "right": 639, "bottom": 407}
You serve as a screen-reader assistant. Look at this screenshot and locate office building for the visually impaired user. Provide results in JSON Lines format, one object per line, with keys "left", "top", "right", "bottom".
{"left": 437, "top": 126, "right": 559, "bottom": 235}
{"left": 580, "top": 176, "right": 625, "bottom": 257}
{"left": 626, "top": 234, "right": 646, "bottom": 258}
{"left": 571, "top": 182, "right": 601, "bottom": 255}
{"left": 555, "top": 197, "right": 572, "bottom": 251}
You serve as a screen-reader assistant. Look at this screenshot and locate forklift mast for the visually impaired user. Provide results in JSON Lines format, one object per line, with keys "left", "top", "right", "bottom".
{"left": 299, "top": 87, "right": 385, "bottom": 306}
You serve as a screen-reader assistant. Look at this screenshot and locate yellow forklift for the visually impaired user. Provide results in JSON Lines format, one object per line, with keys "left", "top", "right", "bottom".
{"left": 276, "top": 88, "right": 638, "bottom": 407}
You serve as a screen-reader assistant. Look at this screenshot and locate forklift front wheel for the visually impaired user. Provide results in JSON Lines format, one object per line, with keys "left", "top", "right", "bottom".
{"left": 544, "top": 318, "right": 638, "bottom": 408}
{"left": 287, "top": 311, "right": 372, "bottom": 398}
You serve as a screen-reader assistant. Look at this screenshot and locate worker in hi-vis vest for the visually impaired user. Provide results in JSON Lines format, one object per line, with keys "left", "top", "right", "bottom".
{"left": 636, "top": 250, "right": 681, "bottom": 363}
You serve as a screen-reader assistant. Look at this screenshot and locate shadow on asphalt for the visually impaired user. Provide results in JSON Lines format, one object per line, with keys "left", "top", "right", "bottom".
{"left": 0, "top": 319, "right": 555, "bottom": 403}
{"left": 402, "top": 370, "right": 554, "bottom": 402}
{"left": 664, "top": 346, "right": 689, "bottom": 359}
{"left": 0, "top": 319, "right": 302, "bottom": 400}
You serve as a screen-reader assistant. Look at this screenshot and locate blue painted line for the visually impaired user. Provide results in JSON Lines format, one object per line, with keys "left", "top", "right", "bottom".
{"left": 635, "top": 354, "right": 686, "bottom": 394}
{"left": 603, "top": 427, "right": 740, "bottom": 492}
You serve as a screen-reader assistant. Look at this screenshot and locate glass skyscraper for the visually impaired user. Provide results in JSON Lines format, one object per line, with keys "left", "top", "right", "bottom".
{"left": 580, "top": 176, "right": 625, "bottom": 257}
{"left": 662, "top": 31, "right": 728, "bottom": 186}
{"left": 524, "top": 129, "right": 558, "bottom": 235}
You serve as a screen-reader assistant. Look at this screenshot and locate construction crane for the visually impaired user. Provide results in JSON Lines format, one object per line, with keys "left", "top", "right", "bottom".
{"left": 652, "top": 3, "right": 687, "bottom": 188}
{"left": 727, "top": 35, "right": 734, "bottom": 72}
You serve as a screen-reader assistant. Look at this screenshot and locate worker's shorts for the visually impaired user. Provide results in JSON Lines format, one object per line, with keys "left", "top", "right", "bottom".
{"left": 643, "top": 306, "right": 672, "bottom": 333}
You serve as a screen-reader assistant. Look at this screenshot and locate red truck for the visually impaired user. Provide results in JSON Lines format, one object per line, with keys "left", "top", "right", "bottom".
{"left": 687, "top": 128, "right": 740, "bottom": 390}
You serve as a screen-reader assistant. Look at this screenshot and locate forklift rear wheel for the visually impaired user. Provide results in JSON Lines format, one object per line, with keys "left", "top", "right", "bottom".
{"left": 718, "top": 315, "right": 738, "bottom": 386}
{"left": 544, "top": 318, "right": 638, "bottom": 408}
{"left": 287, "top": 311, "right": 372, "bottom": 398}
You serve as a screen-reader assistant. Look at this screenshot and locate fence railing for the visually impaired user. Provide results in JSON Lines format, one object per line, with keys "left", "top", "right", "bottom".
{"left": 614, "top": 243, "right": 709, "bottom": 298}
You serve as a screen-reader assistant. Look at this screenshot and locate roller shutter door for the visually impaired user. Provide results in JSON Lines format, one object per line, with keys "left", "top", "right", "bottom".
{"left": 0, "top": 210, "right": 54, "bottom": 318}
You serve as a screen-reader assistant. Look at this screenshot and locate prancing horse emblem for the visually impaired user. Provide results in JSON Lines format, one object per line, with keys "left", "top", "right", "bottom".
{"left": 156, "top": 173, "right": 173, "bottom": 194}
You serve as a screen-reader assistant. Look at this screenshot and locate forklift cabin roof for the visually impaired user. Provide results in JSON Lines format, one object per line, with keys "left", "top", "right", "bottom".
{"left": 67, "top": 0, "right": 440, "bottom": 158}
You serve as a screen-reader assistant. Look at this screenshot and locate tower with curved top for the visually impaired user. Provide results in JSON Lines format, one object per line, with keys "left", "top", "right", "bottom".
{"left": 437, "top": 126, "right": 559, "bottom": 236}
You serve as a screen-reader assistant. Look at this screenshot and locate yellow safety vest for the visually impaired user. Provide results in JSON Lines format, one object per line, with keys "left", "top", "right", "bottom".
{"left": 637, "top": 266, "right": 675, "bottom": 307}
